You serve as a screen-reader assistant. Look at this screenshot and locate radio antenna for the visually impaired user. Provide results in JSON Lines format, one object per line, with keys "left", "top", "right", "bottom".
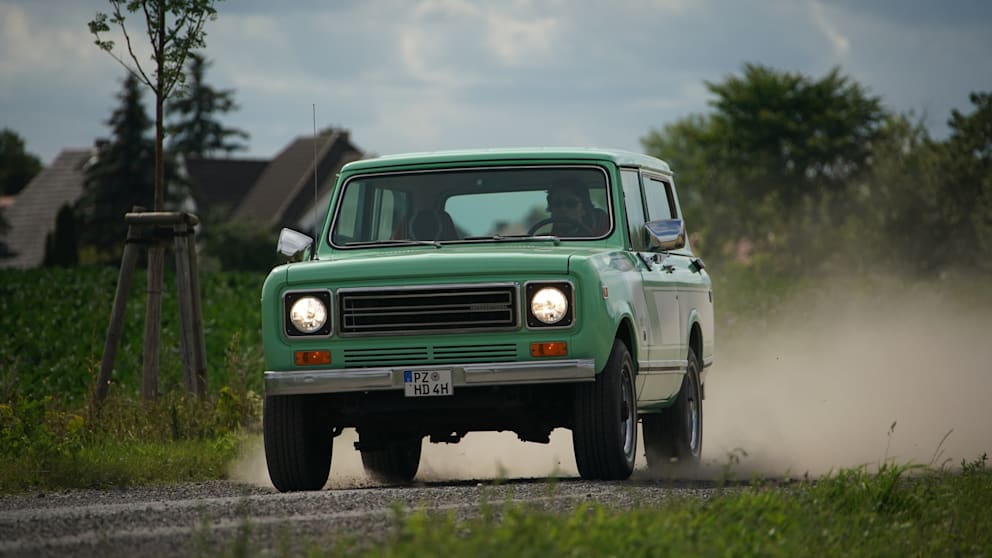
{"left": 311, "top": 103, "right": 318, "bottom": 260}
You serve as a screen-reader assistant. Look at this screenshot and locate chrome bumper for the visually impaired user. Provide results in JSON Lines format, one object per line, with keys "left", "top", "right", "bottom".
{"left": 264, "top": 359, "right": 596, "bottom": 396}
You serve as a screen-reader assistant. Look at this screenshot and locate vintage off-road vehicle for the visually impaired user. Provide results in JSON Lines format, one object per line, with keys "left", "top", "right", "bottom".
{"left": 261, "top": 148, "right": 714, "bottom": 491}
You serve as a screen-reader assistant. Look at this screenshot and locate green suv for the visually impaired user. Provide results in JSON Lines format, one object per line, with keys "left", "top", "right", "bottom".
{"left": 261, "top": 148, "right": 714, "bottom": 491}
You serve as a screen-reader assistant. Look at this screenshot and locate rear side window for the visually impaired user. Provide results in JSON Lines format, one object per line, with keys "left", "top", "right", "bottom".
{"left": 620, "top": 169, "right": 647, "bottom": 251}
{"left": 643, "top": 176, "right": 675, "bottom": 220}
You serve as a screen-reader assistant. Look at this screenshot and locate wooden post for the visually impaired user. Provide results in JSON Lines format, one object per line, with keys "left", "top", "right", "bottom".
{"left": 98, "top": 211, "right": 207, "bottom": 403}
{"left": 173, "top": 220, "right": 196, "bottom": 395}
{"left": 143, "top": 241, "right": 165, "bottom": 401}
{"left": 186, "top": 223, "right": 209, "bottom": 397}
{"left": 94, "top": 222, "right": 142, "bottom": 405}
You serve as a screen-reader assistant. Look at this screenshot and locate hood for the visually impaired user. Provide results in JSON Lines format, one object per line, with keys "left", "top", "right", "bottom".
{"left": 284, "top": 246, "right": 579, "bottom": 285}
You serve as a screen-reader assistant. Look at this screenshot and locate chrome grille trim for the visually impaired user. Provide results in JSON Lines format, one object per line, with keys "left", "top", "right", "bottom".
{"left": 342, "top": 343, "right": 519, "bottom": 367}
{"left": 338, "top": 283, "right": 519, "bottom": 335}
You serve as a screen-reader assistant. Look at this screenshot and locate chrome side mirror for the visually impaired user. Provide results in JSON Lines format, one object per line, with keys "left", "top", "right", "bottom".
{"left": 277, "top": 228, "right": 314, "bottom": 260}
{"left": 644, "top": 218, "right": 685, "bottom": 251}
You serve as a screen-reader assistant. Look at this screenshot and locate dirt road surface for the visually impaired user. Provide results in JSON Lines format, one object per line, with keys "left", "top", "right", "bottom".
{"left": 0, "top": 476, "right": 720, "bottom": 557}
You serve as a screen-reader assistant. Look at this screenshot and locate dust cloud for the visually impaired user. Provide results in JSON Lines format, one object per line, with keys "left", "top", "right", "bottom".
{"left": 703, "top": 280, "right": 992, "bottom": 478}
{"left": 231, "top": 279, "right": 992, "bottom": 487}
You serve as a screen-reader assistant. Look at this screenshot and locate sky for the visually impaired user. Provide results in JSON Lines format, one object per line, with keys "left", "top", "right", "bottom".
{"left": 2, "top": 0, "right": 991, "bottom": 165}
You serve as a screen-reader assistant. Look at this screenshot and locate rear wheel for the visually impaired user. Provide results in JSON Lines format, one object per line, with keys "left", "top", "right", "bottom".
{"left": 360, "top": 431, "right": 422, "bottom": 484}
{"left": 643, "top": 348, "right": 702, "bottom": 469}
{"left": 572, "top": 339, "right": 637, "bottom": 480}
{"left": 263, "top": 395, "right": 333, "bottom": 492}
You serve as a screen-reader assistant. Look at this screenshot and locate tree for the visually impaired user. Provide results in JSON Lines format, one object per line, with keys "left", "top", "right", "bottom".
{"left": 642, "top": 64, "right": 887, "bottom": 271}
{"left": 88, "top": 0, "right": 221, "bottom": 400}
{"left": 89, "top": 0, "right": 221, "bottom": 211}
{"left": 0, "top": 209, "right": 11, "bottom": 259}
{"left": 76, "top": 73, "right": 156, "bottom": 258}
{"left": 0, "top": 128, "right": 43, "bottom": 196}
{"left": 938, "top": 92, "right": 992, "bottom": 271}
{"left": 43, "top": 204, "right": 80, "bottom": 267}
{"left": 167, "top": 53, "right": 249, "bottom": 157}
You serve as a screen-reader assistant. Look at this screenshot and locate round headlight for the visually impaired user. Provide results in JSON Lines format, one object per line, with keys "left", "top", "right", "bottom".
{"left": 530, "top": 287, "right": 569, "bottom": 324}
{"left": 289, "top": 296, "right": 328, "bottom": 333}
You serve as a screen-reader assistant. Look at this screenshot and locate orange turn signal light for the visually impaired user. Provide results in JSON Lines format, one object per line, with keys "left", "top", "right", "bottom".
{"left": 531, "top": 341, "right": 568, "bottom": 357}
{"left": 295, "top": 350, "right": 331, "bottom": 366}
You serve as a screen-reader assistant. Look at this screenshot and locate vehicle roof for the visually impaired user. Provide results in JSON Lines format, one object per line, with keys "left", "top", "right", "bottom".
{"left": 341, "top": 147, "right": 672, "bottom": 175}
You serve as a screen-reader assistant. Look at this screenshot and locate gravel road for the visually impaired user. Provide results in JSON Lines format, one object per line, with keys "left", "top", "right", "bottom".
{"left": 0, "top": 476, "right": 721, "bottom": 557}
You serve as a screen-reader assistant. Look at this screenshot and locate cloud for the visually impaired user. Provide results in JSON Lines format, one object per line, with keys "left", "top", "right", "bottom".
{"left": 809, "top": 1, "right": 851, "bottom": 58}
{"left": 0, "top": 3, "right": 107, "bottom": 78}
{"left": 2, "top": 0, "right": 990, "bottom": 165}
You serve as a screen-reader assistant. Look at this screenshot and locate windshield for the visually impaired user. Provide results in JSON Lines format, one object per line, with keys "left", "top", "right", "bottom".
{"left": 329, "top": 166, "right": 611, "bottom": 247}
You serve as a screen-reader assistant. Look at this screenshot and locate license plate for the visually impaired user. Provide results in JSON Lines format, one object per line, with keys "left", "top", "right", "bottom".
{"left": 403, "top": 369, "right": 453, "bottom": 397}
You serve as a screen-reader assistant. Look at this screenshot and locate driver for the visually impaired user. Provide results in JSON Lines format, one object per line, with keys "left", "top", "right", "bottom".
{"left": 545, "top": 184, "right": 608, "bottom": 237}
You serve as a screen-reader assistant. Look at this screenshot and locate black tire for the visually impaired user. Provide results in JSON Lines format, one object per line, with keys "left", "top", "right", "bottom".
{"left": 360, "top": 431, "right": 422, "bottom": 484}
{"left": 263, "top": 395, "right": 333, "bottom": 492}
{"left": 572, "top": 339, "right": 637, "bottom": 480}
{"left": 643, "top": 348, "right": 702, "bottom": 469}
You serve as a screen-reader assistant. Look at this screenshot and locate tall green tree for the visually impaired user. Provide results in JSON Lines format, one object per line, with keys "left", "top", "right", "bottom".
{"left": 76, "top": 73, "right": 156, "bottom": 258}
{"left": 167, "top": 53, "right": 249, "bottom": 157}
{"left": 0, "top": 128, "right": 42, "bottom": 196}
{"left": 89, "top": 0, "right": 221, "bottom": 211}
{"left": 939, "top": 92, "right": 992, "bottom": 271}
{"left": 642, "top": 64, "right": 887, "bottom": 270}
{"left": 857, "top": 114, "right": 942, "bottom": 273}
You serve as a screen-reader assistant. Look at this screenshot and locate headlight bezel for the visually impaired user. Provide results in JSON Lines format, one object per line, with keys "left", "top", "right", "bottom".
{"left": 284, "top": 290, "right": 333, "bottom": 337}
{"left": 525, "top": 281, "right": 575, "bottom": 329}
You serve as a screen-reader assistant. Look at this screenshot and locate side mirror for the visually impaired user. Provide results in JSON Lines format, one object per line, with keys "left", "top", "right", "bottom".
{"left": 276, "top": 228, "right": 314, "bottom": 260}
{"left": 644, "top": 218, "right": 685, "bottom": 251}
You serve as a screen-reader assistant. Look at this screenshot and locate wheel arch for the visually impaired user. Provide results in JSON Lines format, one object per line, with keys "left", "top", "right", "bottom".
{"left": 614, "top": 317, "right": 638, "bottom": 368}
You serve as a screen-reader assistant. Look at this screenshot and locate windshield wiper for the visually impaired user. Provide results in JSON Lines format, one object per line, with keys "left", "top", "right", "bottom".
{"left": 343, "top": 239, "right": 442, "bottom": 249}
{"left": 463, "top": 234, "right": 561, "bottom": 245}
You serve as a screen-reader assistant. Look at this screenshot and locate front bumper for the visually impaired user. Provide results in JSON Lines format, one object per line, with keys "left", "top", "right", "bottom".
{"left": 264, "top": 359, "right": 596, "bottom": 396}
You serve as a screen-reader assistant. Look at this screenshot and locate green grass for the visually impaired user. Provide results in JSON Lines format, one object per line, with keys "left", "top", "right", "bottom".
{"left": 327, "top": 458, "right": 991, "bottom": 557}
{"left": 0, "top": 390, "right": 259, "bottom": 493}
{"left": 0, "top": 266, "right": 265, "bottom": 493}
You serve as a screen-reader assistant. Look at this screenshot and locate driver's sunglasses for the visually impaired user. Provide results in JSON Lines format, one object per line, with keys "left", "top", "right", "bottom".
{"left": 548, "top": 196, "right": 582, "bottom": 209}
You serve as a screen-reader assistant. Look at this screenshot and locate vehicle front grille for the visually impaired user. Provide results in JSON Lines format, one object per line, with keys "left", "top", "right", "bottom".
{"left": 338, "top": 284, "right": 518, "bottom": 335}
{"left": 342, "top": 343, "right": 519, "bottom": 367}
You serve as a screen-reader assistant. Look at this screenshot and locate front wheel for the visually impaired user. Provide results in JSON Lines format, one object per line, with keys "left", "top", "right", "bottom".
{"left": 643, "top": 348, "right": 703, "bottom": 469}
{"left": 572, "top": 339, "right": 637, "bottom": 480}
{"left": 263, "top": 395, "right": 333, "bottom": 492}
{"left": 359, "top": 431, "right": 422, "bottom": 484}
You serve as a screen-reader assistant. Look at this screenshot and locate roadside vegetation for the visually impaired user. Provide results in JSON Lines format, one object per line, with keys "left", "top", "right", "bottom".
{"left": 0, "top": 266, "right": 263, "bottom": 493}
{"left": 354, "top": 460, "right": 992, "bottom": 557}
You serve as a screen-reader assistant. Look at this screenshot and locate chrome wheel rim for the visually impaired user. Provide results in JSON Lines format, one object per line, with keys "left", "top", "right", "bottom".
{"left": 687, "top": 374, "right": 700, "bottom": 456}
{"left": 621, "top": 366, "right": 635, "bottom": 460}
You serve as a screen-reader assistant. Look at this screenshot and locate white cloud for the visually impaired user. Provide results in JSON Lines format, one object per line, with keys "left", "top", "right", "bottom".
{"left": 809, "top": 0, "right": 851, "bottom": 58}
{"left": 0, "top": 3, "right": 108, "bottom": 77}
{"left": 2, "top": 0, "right": 989, "bottom": 164}
{"left": 484, "top": 12, "right": 558, "bottom": 66}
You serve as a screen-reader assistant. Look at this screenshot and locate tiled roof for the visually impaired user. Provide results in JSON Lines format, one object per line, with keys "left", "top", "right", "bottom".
{"left": 184, "top": 157, "right": 268, "bottom": 218}
{"left": 0, "top": 149, "right": 92, "bottom": 269}
{"left": 232, "top": 129, "right": 363, "bottom": 229}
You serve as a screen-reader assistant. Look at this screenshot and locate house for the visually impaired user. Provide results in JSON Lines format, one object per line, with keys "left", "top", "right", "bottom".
{"left": 0, "top": 149, "right": 92, "bottom": 269}
{"left": 0, "top": 128, "right": 366, "bottom": 268}
{"left": 226, "top": 127, "right": 364, "bottom": 232}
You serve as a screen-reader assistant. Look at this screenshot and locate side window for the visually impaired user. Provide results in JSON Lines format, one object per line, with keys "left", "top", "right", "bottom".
{"left": 620, "top": 169, "right": 647, "bottom": 251}
{"left": 643, "top": 176, "right": 675, "bottom": 221}
{"left": 332, "top": 182, "right": 408, "bottom": 243}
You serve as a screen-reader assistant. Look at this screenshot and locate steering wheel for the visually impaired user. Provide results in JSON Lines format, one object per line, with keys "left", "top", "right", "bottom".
{"left": 527, "top": 217, "right": 594, "bottom": 236}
